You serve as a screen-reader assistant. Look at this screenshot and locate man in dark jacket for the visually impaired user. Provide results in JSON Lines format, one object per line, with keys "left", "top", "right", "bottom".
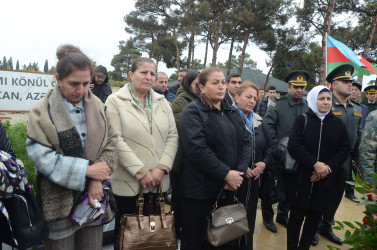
{"left": 315, "top": 64, "right": 362, "bottom": 246}
{"left": 169, "top": 69, "right": 188, "bottom": 95}
{"left": 256, "top": 86, "right": 279, "bottom": 117}
{"left": 90, "top": 65, "right": 112, "bottom": 103}
{"left": 263, "top": 71, "right": 309, "bottom": 233}
{"left": 224, "top": 73, "right": 242, "bottom": 106}
{"left": 153, "top": 72, "right": 176, "bottom": 104}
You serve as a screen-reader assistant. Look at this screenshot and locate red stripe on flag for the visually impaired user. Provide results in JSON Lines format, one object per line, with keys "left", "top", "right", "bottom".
{"left": 358, "top": 56, "right": 377, "bottom": 74}
{"left": 327, "top": 47, "right": 351, "bottom": 63}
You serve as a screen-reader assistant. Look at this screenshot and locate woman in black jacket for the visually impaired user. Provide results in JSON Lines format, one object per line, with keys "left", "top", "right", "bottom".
{"left": 233, "top": 81, "right": 273, "bottom": 249}
{"left": 287, "top": 86, "right": 350, "bottom": 250}
{"left": 179, "top": 67, "right": 251, "bottom": 250}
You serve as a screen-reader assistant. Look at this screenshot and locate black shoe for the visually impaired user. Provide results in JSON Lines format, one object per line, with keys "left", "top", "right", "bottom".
{"left": 163, "top": 192, "right": 171, "bottom": 205}
{"left": 263, "top": 220, "right": 277, "bottom": 233}
{"left": 319, "top": 230, "right": 343, "bottom": 245}
{"left": 345, "top": 193, "right": 360, "bottom": 203}
{"left": 311, "top": 232, "right": 319, "bottom": 246}
{"left": 276, "top": 217, "right": 289, "bottom": 228}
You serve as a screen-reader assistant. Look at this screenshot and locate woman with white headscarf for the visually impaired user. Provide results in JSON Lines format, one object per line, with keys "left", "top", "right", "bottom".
{"left": 286, "top": 86, "right": 350, "bottom": 250}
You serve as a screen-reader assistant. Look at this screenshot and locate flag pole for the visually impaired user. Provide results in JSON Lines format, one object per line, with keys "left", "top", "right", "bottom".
{"left": 325, "top": 32, "right": 328, "bottom": 80}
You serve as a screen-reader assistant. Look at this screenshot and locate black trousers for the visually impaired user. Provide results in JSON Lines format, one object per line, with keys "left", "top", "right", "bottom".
{"left": 320, "top": 155, "right": 350, "bottom": 232}
{"left": 345, "top": 160, "right": 356, "bottom": 196}
{"left": 287, "top": 206, "right": 322, "bottom": 250}
{"left": 170, "top": 172, "right": 182, "bottom": 239}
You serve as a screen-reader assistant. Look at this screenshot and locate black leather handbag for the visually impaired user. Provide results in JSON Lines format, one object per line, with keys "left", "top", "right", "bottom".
{"left": 2, "top": 189, "right": 49, "bottom": 249}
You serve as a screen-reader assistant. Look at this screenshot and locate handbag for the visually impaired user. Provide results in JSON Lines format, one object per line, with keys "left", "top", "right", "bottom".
{"left": 70, "top": 180, "right": 117, "bottom": 226}
{"left": 116, "top": 185, "right": 177, "bottom": 250}
{"left": 259, "top": 167, "right": 286, "bottom": 204}
{"left": 2, "top": 189, "right": 49, "bottom": 249}
{"left": 274, "top": 114, "right": 307, "bottom": 174}
{"left": 0, "top": 150, "right": 48, "bottom": 249}
{"left": 206, "top": 188, "right": 249, "bottom": 247}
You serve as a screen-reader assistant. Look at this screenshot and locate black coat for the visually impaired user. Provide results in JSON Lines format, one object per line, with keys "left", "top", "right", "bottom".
{"left": 91, "top": 82, "right": 112, "bottom": 103}
{"left": 287, "top": 109, "right": 350, "bottom": 212}
{"left": 179, "top": 99, "right": 252, "bottom": 200}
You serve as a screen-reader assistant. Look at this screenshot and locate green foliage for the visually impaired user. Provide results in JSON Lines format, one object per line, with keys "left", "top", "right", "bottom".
{"left": 16, "top": 60, "right": 19, "bottom": 70}
{"left": 2, "top": 56, "right": 7, "bottom": 69}
{"left": 109, "top": 80, "right": 127, "bottom": 88}
{"left": 44, "top": 59, "right": 48, "bottom": 73}
{"left": 3, "top": 121, "right": 36, "bottom": 187}
{"left": 110, "top": 39, "right": 141, "bottom": 81}
{"left": 168, "top": 73, "right": 178, "bottom": 82}
{"left": 329, "top": 172, "right": 377, "bottom": 250}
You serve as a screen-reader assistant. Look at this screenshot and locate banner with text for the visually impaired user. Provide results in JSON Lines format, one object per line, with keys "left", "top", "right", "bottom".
{"left": 0, "top": 70, "right": 56, "bottom": 111}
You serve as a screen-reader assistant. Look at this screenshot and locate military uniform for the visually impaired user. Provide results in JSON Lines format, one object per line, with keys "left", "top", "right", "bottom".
{"left": 359, "top": 111, "right": 377, "bottom": 185}
{"left": 362, "top": 85, "right": 377, "bottom": 113}
{"left": 318, "top": 64, "right": 362, "bottom": 244}
{"left": 262, "top": 70, "right": 309, "bottom": 228}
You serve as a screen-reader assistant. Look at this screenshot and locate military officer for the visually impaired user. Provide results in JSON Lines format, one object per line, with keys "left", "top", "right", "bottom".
{"left": 351, "top": 80, "right": 368, "bottom": 128}
{"left": 315, "top": 64, "right": 362, "bottom": 246}
{"left": 362, "top": 85, "right": 377, "bottom": 113}
{"left": 263, "top": 70, "right": 309, "bottom": 233}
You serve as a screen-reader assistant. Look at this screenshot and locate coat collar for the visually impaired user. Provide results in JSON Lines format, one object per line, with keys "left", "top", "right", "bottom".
{"left": 252, "top": 112, "right": 262, "bottom": 128}
{"left": 118, "top": 83, "right": 164, "bottom": 103}
{"left": 332, "top": 94, "right": 353, "bottom": 107}
{"left": 286, "top": 94, "right": 307, "bottom": 106}
{"left": 195, "top": 98, "right": 237, "bottom": 112}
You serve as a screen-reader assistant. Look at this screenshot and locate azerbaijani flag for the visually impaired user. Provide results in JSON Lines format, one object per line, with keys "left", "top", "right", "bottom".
{"left": 327, "top": 34, "right": 377, "bottom": 76}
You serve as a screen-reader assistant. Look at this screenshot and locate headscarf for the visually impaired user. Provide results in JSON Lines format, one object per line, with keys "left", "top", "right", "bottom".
{"left": 307, "top": 85, "right": 332, "bottom": 120}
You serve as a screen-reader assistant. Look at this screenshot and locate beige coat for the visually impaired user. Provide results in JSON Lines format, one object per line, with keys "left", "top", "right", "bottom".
{"left": 106, "top": 83, "right": 178, "bottom": 196}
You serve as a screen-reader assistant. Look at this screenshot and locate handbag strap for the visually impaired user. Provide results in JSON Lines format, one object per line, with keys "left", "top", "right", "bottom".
{"left": 136, "top": 187, "right": 144, "bottom": 216}
{"left": 212, "top": 187, "right": 238, "bottom": 209}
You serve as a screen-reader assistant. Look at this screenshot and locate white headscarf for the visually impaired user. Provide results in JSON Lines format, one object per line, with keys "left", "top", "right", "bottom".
{"left": 307, "top": 85, "right": 332, "bottom": 120}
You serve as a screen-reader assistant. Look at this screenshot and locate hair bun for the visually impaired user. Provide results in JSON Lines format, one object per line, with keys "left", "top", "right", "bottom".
{"left": 56, "top": 44, "right": 83, "bottom": 60}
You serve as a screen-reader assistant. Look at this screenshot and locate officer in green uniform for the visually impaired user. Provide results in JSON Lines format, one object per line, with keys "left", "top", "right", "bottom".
{"left": 362, "top": 85, "right": 377, "bottom": 113}
{"left": 263, "top": 70, "right": 309, "bottom": 233}
{"left": 316, "top": 64, "right": 362, "bottom": 245}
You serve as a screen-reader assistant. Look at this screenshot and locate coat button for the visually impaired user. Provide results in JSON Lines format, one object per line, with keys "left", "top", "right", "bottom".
{"left": 75, "top": 110, "right": 80, "bottom": 113}
{"left": 81, "top": 133, "right": 86, "bottom": 137}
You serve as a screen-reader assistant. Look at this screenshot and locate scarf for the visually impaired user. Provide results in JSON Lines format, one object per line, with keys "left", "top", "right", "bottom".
{"left": 27, "top": 85, "right": 113, "bottom": 221}
{"left": 236, "top": 106, "right": 254, "bottom": 134}
{"left": 307, "top": 85, "right": 331, "bottom": 120}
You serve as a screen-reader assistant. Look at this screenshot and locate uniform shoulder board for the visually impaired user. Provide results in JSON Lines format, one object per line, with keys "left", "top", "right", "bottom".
{"left": 350, "top": 99, "right": 361, "bottom": 106}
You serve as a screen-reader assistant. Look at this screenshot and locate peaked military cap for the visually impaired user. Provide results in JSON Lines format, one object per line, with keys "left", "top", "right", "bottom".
{"left": 352, "top": 79, "right": 362, "bottom": 91}
{"left": 364, "top": 85, "right": 377, "bottom": 94}
{"left": 285, "top": 70, "right": 309, "bottom": 86}
{"left": 326, "top": 64, "right": 354, "bottom": 83}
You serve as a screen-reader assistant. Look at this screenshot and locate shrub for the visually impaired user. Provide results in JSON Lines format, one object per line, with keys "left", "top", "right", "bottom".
{"left": 328, "top": 172, "right": 377, "bottom": 250}
{"left": 3, "top": 121, "right": 36, "bottom": 187}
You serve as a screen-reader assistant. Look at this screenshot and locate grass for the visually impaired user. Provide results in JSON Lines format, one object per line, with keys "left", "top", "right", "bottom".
{"left": 3, "top": 121, "right": 36, "bottom": 187}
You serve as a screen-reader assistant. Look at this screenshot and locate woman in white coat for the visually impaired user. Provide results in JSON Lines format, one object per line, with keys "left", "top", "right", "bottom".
{"left": 105, "top": 57, "right": 178, "bottom": 245}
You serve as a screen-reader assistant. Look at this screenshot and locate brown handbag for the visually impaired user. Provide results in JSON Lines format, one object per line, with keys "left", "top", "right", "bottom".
{"left": 206, "top": 188, "right": 249, "bottom": 247}
{"left": 116, "top": 185, "right": 177, "bottom": 250}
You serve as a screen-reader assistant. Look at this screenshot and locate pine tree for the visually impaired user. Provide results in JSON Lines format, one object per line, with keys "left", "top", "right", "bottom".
{"left": 44, "top": 60, "right": 48, "bottom": 73}
{"left": 2, "top": 56, "right": 7, "bottom": 69}
{"left": 8, "top": 57, "right": 13, "bottom": 70}
{"left": 16, "top": 60, "right": 19, "bottom": 70}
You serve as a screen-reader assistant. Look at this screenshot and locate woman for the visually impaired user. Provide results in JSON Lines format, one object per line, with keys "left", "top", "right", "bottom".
{"left": 90, "top": 65, "right": 112, "bottom": 103}
{"left": 287, "top": 86, "right": 350, "bottom": 250}
{"left": 233, "top": 81, "right": 273, "bottom": 249}
{"left": 179, "top": 67, "right": 251, "bottom": 249}
{"left": 26, "top": 45, "right": 118, "bottom": 249}
{"left": 170, "top": 70, "right": 199, "bottom": 239}
{"left": 105, "top": 57, "right": 178, "bottom": 245}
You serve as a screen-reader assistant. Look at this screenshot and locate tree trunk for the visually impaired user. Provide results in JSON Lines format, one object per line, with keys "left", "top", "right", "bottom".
{"left": 187, "top": 31, "right": 195, "bottom": 69}
{"left": 238, "top": 25, "right": 252, "bottom": 75}
{"left": 211, "top": 17, "right": 222, "bottom": 66}
{"left": 359, "top": 8, "right": 377, "bottom": 85}
{"left": 204, "top": 32, "right": 210, "bottom": 67}
{"left": 319, "top": 0, "right": 335, "bottom": 85}
{"left": 263, "top": 61, "right": 278, "bottom": 92}
{"left": 172, "top": 29, "right": 180, "bottom": 70}
{"left": 227, "top": 28, "right": 237, "bottom": 76}
{"left": 191, "top": 47, "right": 195, "bottom": 68}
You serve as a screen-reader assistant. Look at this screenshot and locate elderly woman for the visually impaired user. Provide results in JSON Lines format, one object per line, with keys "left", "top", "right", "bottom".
{"left": 26, "top": 45, "right": 118, "bottom": 250}
{"left": 170, "top": 70, "right": 199, "bottom": 239}
{"left": 105, "top": 57, "right": 178, "bottom": 245}
{"left": 287, "top": 86, "right": 350, "bottom": 250}
{"left": 179, "top": 67, "right": 251, "bottom": 249}
{"left": 233, "top": 81, "right": 273, "bottom": 249}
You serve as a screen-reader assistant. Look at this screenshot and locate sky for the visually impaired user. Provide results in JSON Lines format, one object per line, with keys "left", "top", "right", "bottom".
{"left": 1, "top": 0, "right": 375, "bottom": 86}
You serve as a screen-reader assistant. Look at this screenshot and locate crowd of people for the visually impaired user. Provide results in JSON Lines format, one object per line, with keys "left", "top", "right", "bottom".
{"left": 1, "top": 44, "right": 376, "bottom": 250}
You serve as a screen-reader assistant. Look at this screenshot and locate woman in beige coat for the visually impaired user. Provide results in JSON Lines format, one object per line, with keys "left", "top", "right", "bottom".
{"left": 105, "top": 57, "right": 178, "bottom": 244}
